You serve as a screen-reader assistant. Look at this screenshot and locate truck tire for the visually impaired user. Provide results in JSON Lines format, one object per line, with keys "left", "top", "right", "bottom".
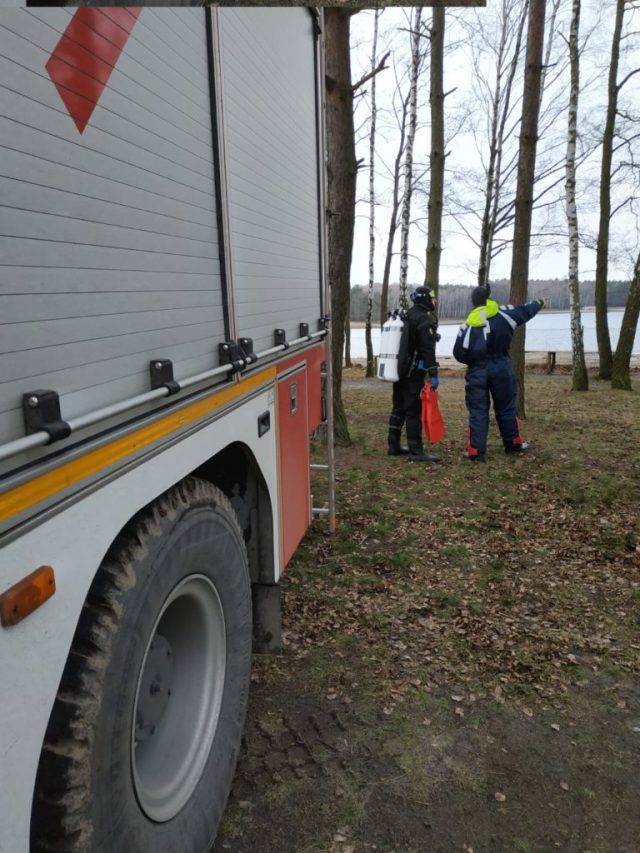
{"left": 31, "top": 478, "right": 252, "bottom": 853}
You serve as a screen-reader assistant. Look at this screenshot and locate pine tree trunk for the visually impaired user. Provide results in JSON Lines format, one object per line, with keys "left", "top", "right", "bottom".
{"left": 325, "top": 8, "right": 355, "bottom": 444}
{"left": 565, "top": 0, "right": 588, "bottom": 392}
{"left": 611, "top": 252, "right": 640, "bottom": 390}
{"left": 509, "top": 0, "right": 546, "bottom": 419}
{"left": 425, "top": 7, "right": 444, "bottom": 294}
{"left": 595, "top": 0, "right": 625, "bottom": 380}
{"left": 344, "top": 311, "right": 352, "bottom": 368}
{"left": 398, "top": 6, "right": 423, "bottom": 310}
{"left": 365, "top": 10, "right": 380, "bottom": 377}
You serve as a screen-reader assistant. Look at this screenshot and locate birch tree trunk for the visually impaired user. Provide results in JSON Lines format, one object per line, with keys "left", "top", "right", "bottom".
{"left": 477, "top": 0, "right": 529, "bottom": 288}
{"left": 398, "top": 6, "right": 423, "bottom": 310}
{"left": 484, "top": 7, "right": 524, "bottom": 286}
{"left": 477, "top": 3, "right": 509, "bottom": 290}
{"left": 365, "top": 9, "right": 380, "bottom": 377}
{"left": 325, "top": 8, "right": 355, "bottom": 443}
{"left": 565, "top": 0, "right": 588, "bottom": 392}
{"left": 509, "top": 0, "right": 546, "bottom": 419}
{"left": 425, "top": 6, "right": 444, "bottom": 293}
{"left": 594, "top": 0, "right": 625, "bottom": 380}
{"left": 611, "top": 253, "right": 640, "bottom": 390}
{"left": 538, "top": 0, "right": 561, "bottom": 96}
{"left": 380, "top": 91, "right": 409, "bottom": 325}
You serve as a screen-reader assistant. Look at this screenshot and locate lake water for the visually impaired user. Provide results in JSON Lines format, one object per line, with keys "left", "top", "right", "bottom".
{"left": 349, "top": 311, "right": 640, "bottom": 359}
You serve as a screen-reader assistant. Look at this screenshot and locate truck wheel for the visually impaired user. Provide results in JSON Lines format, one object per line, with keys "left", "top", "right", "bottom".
{"left": 31, "top": 478, "right": 252, "bottom": 853}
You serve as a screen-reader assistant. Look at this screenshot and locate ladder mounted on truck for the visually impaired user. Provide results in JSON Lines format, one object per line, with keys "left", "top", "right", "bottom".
{"left": 310, "top": 340, "right": 336, "bottom": 535}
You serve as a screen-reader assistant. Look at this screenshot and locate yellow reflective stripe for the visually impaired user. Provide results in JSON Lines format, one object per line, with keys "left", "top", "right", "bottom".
{"left": 465, "top": 299, "right": 500, "bottom": 327}
{"left": 0, "top": 368, "right": 276, "bottom": 525}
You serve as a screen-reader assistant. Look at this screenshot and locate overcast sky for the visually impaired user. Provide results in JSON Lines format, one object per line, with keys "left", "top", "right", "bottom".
{"left": 349, "top": 2, "right": 640, "bottom": 289}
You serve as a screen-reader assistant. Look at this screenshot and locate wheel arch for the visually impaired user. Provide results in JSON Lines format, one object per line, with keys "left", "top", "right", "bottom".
{"left": 189, "top": 440, "right": 276, "bottom": 584}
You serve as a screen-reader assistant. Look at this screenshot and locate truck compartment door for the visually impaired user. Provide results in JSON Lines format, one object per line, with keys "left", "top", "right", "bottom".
{"left": 277, "top": 366, "right": 310, "bottom": 566}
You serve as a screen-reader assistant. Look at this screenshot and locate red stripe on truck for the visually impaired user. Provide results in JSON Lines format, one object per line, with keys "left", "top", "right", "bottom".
{"left": 45, "top": 8, "right": 141, "bottom": 134}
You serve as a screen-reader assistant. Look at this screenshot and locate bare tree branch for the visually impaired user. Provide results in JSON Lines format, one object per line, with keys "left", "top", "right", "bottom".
{"left": 352, "top": 51, "right": 391, "bottom": 93}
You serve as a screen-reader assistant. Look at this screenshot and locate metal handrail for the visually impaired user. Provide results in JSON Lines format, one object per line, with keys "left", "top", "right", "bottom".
{"left": 0, "top": 433, "right": 51, "bottom": 463}
{"left": 68, "top": 387, "right": 173, "bottom": 431}
{"left": 0, "top": 332, "right": 327, "bottom": 466}
{"left": 254, "top": 329, "right": 325, "bottom": 361}
{"left": 178, "top": 362, "right": 235, "bottom": 391}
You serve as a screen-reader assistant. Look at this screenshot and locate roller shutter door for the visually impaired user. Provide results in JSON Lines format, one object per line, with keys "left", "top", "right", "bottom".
{"left": 0, "top": 8, "right": 225, "bottom": 446}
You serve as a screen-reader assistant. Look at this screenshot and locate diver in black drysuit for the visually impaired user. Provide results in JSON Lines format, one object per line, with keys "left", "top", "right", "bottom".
{"left": 387, "top": 287, "right": 440, "bottom": 463}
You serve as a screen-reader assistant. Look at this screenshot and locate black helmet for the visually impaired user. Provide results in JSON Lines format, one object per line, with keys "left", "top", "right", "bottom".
{"left": 471, "top": 285, "right": 491, "bottom": 308}
{"left": 410, "top": 286, "right": 437, "bottom": 311}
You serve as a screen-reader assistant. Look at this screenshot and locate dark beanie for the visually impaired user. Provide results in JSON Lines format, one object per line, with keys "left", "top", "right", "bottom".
{"left": 471, "top": 286, "right": 490, "bottom": 308}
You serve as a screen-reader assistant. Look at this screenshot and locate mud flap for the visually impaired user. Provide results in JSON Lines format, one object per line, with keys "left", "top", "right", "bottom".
{"left": 252, "top": 582, "right": 282, "bottom": 655}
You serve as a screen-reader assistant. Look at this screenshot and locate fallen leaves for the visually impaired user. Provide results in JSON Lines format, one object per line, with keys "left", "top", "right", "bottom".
{"left": 286, "top": 379, "right": 640, "bottom": 708}
{"left": 220, "top": 377, "right": 640, "bottom": 853}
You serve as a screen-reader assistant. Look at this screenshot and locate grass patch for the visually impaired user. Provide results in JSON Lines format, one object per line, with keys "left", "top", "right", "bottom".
{"left": 481, "top": 558, "right": 507, "bottom": 585}
{"left": 430, "top": 590, "right": 461, "bottom": 610}
{"left": 441, "top": 543, "right": 471, "bottom": 567}
{"left": 388, "top": 550, "right": 418, "bottom": 569}
{"left": 219, "top": 806, "right": 254, "bottom": 839}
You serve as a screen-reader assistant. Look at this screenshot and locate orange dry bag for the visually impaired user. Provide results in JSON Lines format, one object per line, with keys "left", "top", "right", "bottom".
{"left": 420, "top": 385, "right": 445, "bottom": 444}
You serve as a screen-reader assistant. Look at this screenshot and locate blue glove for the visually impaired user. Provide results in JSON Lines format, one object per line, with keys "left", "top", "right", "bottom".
{"left": 430, "top": 375, "right": 439, "bottom": 391}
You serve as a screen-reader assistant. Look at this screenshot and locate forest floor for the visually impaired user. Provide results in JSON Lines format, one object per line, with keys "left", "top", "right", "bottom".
{"left": 215, "top": 369, "right": 640, "bottom": 853}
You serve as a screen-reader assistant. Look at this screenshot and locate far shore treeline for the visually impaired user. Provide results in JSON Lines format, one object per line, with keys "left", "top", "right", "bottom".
{"left": 351, "top": 280, "right": 632, "bottom": 322}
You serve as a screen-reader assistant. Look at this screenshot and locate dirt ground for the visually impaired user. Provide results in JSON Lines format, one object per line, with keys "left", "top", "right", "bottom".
{"left": 216, "top": 371, "right": 640, "bottom": 853}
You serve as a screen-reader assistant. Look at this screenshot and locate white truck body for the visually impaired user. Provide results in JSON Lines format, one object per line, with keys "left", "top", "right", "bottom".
{"left": 0, "top": 7, "right": 330, "bottom": 851}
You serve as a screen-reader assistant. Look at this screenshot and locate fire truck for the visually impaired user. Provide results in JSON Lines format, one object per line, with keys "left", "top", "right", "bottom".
{"left": 0, "top": 7, "right": 334, "bottom": 851}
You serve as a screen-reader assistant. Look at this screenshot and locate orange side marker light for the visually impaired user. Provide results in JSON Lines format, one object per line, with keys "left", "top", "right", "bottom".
{"left": 0, "top": 566, "right": 56, "bottom": 627}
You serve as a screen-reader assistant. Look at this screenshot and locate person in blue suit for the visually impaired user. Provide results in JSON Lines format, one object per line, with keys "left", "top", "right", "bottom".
{"left": 453, "top": 286, "right": 544, "bottom": 462}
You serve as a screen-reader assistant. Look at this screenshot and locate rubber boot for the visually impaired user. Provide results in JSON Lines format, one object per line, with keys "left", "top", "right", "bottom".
{"left": 387, "top": 430, "right": 410, "bottom": 456}
{"left": 408, "top": 442, "right": 440, "bottom": 463}
{"left": 504, "top": 440, "right": 529, "bottom": 454}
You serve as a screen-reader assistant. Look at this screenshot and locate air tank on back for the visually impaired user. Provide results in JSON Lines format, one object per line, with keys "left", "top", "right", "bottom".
{"left": 377, "top": 312, "right": 405, "bottom": 382}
